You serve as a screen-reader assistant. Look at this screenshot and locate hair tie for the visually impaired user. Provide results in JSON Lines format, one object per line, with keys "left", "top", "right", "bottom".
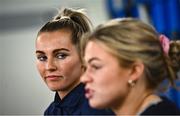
{"left": 159, "top": 34, "right": 170, "bottom": 55}
{"left": 60, "top": 16, "right": 70, "bottom": 20}
{"left": 53, "top": 16, "right": 70, "bottom": 21}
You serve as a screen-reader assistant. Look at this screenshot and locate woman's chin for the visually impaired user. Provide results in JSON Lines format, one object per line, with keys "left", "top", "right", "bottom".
{"left": 89, "top": 100, "right": 107, "bottom": 109}
{"left": 47, "top": 83, "right": 61, "bottom": 91}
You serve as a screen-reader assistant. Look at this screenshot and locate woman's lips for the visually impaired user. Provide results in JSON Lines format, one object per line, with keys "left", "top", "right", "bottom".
{"left": 45, "top": 75, "right": 63, "bottom": 81}
{"left": 85, "top": 88, "right": 94, "bottom": 99}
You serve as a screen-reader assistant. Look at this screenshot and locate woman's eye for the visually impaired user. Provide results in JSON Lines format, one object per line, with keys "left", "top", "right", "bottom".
{"left": 37, "top": 55, "right": 47, "bottom": 61}
{"left": 56, "top": 53, "right": 68, "bottom": 59}
{"left": 91, "top": 64, "right": 102, "bottom": 70}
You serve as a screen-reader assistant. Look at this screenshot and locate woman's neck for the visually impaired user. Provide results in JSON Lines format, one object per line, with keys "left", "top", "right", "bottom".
{"left": 113, "top": 78, "right": 156, "bottom": 115}
{"left": 114, "top": 92, "right": 154, "bottom": 115}
{"left": 137, "top": 94, "right": 161, "bottom": 114}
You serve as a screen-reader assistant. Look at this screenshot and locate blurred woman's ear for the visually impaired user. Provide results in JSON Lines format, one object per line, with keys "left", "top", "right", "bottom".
{"left": 128, "top": 61, "right": 145, "bottom": 83}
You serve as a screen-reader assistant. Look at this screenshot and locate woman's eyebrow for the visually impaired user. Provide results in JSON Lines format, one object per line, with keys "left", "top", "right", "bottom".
{"left": 36, "top": 50, "right": 44, "bottom": 54}
{"left": 53, "top": 48, "right": 70, "bottom": 54}
{"left": 88, "top": 57, "right": 100, "bottom": 64}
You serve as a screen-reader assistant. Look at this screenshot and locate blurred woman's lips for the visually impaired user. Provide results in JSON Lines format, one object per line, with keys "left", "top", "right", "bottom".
{"left": 85, "top": 88, "right": 94, "bottom": 99}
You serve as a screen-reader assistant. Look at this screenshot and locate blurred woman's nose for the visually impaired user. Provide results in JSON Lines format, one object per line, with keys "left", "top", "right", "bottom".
{"left": 46, "top": 57, "right": 57, "bottom": 71}
{"left": 80, "top": 70, "right": 92, "bottom": 84}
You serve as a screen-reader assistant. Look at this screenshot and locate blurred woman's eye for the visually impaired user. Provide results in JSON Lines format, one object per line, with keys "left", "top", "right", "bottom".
{"left": 90, "top": 64, "right": 102, "bottom": 71}
{"left": 37, "top": 55, "right": 47, "bottom": 61}
{"left": 56, "top": 53, "right": 68, "bottom": 59}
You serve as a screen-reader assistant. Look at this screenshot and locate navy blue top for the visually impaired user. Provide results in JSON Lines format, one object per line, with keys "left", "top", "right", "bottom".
{"left": 44, "top": 83, "right": 114, "bottom": 115}
{"left": 164, "top": 72, "right": 180, "bottom": 109}
{"left": 141, "top": 96, "right": 180, "bottom": 115}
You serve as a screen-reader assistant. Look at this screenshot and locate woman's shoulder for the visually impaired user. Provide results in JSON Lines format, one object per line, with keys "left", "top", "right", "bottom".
{"left": 141, "top": 96, "right": 180, "bottom": 115}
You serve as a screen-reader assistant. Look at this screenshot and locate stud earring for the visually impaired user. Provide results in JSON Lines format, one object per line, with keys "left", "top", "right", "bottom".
{"left": 128, "top": 80, "right": 135, "bottom": 87}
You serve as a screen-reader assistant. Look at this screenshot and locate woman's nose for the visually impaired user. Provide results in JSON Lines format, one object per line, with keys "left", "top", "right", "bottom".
{"left": 46, "top": 58, "right": 57, "bottom": 71}
{"left": 80, "top": 70, "right": 93, "bottom": 84}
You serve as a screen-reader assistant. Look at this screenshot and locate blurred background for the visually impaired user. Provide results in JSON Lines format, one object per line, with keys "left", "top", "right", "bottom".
{"left": 0, "top": 0, "right": 180, "bottom": 115}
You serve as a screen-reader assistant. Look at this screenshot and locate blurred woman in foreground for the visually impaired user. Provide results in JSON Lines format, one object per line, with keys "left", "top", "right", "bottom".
{"left": 80, "top": 18, "right": 180, "bottom": 115}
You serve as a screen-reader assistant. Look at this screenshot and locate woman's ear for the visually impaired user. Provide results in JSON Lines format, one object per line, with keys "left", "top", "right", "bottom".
{"left": 129, "top": 61, "right": 144, "bottom": 82}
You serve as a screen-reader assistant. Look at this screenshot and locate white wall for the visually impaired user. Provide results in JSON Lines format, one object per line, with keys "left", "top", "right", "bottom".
{"left": 1, "top": 28, "right": 54, "bottom": 115}
{"left": 0, "top": 0, "right": 109, "bottom": 115}
{"left": 0, "top": 37, "right": 3, "bottom": 114}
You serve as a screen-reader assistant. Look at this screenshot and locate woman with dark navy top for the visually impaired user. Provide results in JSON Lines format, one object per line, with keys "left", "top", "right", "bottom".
{"left": 35, "top": 8, "right": 114, "bottom": 115}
